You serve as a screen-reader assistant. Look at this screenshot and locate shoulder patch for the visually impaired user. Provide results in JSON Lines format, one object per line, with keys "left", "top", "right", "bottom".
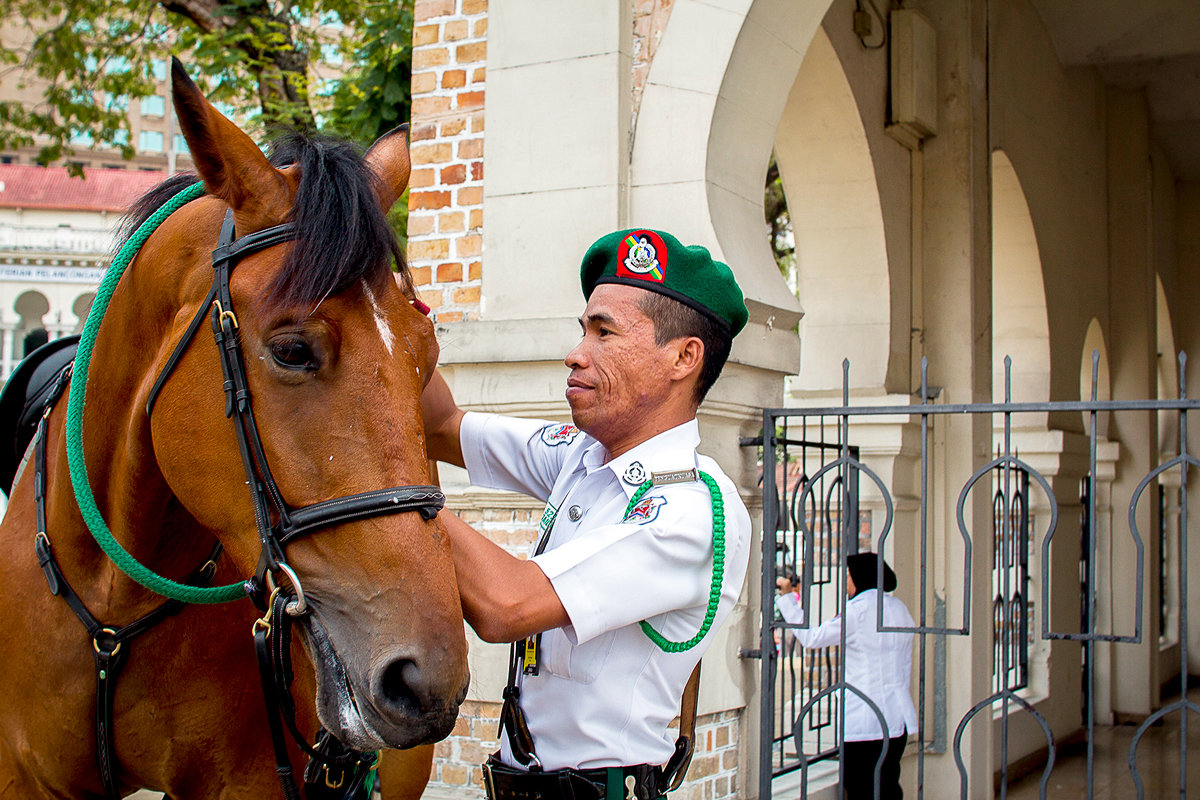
{"left": 622, "top": 495, "right": 667, "bottom": 525}
{"left": 539, "top": 423, "right": 581, "bottom": 447}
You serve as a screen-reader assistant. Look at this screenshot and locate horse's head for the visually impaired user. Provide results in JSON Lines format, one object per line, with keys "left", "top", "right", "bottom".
{"left": 127, "top": 61, "right": 469, "bottom": 750}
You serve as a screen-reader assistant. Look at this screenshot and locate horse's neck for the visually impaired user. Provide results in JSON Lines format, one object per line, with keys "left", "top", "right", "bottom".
{"left": 43, "top": 246, "right": 220, "bottom": 618}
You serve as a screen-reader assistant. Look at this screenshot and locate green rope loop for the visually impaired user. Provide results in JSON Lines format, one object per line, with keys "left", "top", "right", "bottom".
{"left": 65, "top": 180, "right": 245, "bottom": 604}
{"left": 626, "top": 471, "right": 726, "bottom": 652}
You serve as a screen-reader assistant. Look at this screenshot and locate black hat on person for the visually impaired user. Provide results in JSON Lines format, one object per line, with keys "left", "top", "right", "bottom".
{"left": 846, "top": 552, "right": 897, "bottom": 594}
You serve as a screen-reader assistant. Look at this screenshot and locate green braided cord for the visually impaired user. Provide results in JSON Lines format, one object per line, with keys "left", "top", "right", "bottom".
{"left": 625, "top": 471, "right": 726, "bottom": 652}
{"left": 65, "top": 180, "right": 245, "bottom": 604}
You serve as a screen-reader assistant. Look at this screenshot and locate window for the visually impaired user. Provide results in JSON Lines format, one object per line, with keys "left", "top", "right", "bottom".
{"left": 141, "top": 95, "right": 165, "bottom": 116}
{"left": 105, "top": 56, "right": 130, "bottom": 74}
{"left": 138, "top": 130, "right": 164, "bottom": 153}
{"left": 173, "top": 134, "right": 189, "bottom": 154}
{"left": 152, "top": 59, "right": 167, "bottom": 81}
{"left": 69, "top": 130, "right": 93, "bottom": 146}
{"left": 106, "top": 93, "right": 128, "bottom": 112}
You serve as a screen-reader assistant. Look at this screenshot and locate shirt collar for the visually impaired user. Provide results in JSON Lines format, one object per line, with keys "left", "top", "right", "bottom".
{"left": 579, "top": 419, "right": 701, "bottom": 497}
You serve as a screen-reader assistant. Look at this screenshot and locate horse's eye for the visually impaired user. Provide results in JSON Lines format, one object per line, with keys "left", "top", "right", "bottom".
{"left": 270, "top": 338, "right": 316, "bottom": 370}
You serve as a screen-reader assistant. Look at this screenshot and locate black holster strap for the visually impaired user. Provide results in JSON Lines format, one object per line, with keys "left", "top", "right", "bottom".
{"left": 484, "top": 756, "right": 664, "bottom": 800}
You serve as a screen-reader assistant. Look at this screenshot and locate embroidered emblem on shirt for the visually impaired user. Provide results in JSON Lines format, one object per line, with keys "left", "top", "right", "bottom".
{"left": 622, "top": 495, "right": 667, "bottom": 525}
{"left": 616, "top": 231, "right": 667, "bottom": 284}
{"left": 622, "top": 461, "right": 647, "bottom": 485}
{"left": 652, "top": 468, "right": 698, "bottom": 486}
{"left": 539, "top": 423, "right": 580, "bottom": 447}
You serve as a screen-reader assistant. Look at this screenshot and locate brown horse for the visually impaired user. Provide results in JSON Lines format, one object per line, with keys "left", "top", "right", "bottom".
{"left": 0, "top": 61, "right": 469, "bottom": 798}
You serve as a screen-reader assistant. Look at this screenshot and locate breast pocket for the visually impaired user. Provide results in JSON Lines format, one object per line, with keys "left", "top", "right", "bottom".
{"left": 538, "top": 628, "right": 618, "bottom": 685}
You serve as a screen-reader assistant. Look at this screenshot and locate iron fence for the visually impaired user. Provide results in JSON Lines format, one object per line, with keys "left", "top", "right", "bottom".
{"left": 747, "top": 354, "right": 1199, "bottom": 799}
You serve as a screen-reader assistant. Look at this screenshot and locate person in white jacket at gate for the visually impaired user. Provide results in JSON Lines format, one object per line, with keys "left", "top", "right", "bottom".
{"left": 775, "top": 553, "right": 917, "bottom": 800}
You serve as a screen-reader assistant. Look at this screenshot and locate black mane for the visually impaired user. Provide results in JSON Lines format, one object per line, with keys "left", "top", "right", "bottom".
{"left": 116, "top": 131, "right": 408, "bottom": 309}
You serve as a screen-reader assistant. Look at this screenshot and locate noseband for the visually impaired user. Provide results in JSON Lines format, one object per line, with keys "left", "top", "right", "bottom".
{"left": 144, "top": 208, "right": 445, "bottom": 610}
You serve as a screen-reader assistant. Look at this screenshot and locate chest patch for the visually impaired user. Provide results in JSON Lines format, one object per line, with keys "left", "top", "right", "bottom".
{"left": 623, "top": 495, "right": 667, "bottom": 525}
{"left": 539, "top": 423, "right": 580, "bottom": 447}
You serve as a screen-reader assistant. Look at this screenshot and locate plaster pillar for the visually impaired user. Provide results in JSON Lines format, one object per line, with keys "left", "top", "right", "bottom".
{"left": 912, "top": 0, "right": 993, "bottom": 794}
{"left": 1104, "top": 88, "right": 1160, "bottom": 720}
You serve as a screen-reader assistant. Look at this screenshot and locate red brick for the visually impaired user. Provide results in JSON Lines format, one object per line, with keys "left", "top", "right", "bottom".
{"left": 437, "top": 263, "right": 463, "bottom": 282}
{"left": 414, "top": 0, "right": 454, "bottom": 22}
{"left": 473, "top": 18, "right": 488, "bottom": 38}
{"left": 412, "top": 95, "right": 451, "bottom": 116}
{"left": 457, "top": 90, "right": 485, "bottom": 110}
{"left": 457, "top": 186, "right": 482, "bottom": 206}
{"left": 409, "top": 167, "right": 436, "bottom": 188}
{"left": 444, "top": 20, "right": 469, "bottom": 41}
{"left": 411, "top": 71, "right": 437, "bottom": 94}
{"left": 470, "top": 161, "right": 483, "bottom": 181}
{"left": 441, "top": 163, "right": 466, "bottom": 184}
{"left": 472, "top": 67, "right": 487, "bottom": 83}
{"left": 457, "top": 138, "right": 483, "bottom": 159}
{"left": 456, "top": 234, "right": 482, "bottom": 258}
{"left": 412, "top": 48, "right": 449, "bottom": 69}
{"left": 413, "top": 23, "right": 440, "bottom": 46}
{"left": 410, "top": 265, "right": 432, "bottom": 285}
{"left": 438, "top": 212, "right": 465, "bottom": 232}
{"left": 456, "top": 42, "right": 487, "bottom": 63}
{"left": 409, "top": 238, "right": 449, "bottom": 260}
{"left": 441, "top": 69, "right": 466, "bottom": 89}
{"left": 411, "top": 123, "right": 437, "bottom": 142}
{"left": 417, "top": 288, "right": 443, "bottom": 308}
{"left": 406, "top": 215, "right": 435, "bottom": 236}
{"left": 468, "top": 210, "right": 483, "bottom": 230}
{"left": 453, "top": 285, "right": 481, "bottom": 304}
{"left": 436, "top": 311, "right": 463, "bottom": 322}
{"left": 440, "top": 118, "right": 466, "bottom": 136}
{"left": 462, "top": 0, "right": 487, "bottom": 13}
{"left": 412, "top": 142, "right": 452, "bottom": 164}
{"left": 470, "top": 113, "right": 485, "bottom": 133}
{"left": 468, "top": 261, "right": 482, "bottom": 280}
{"left": 409, "top": 190, "right": 451, "bottom": 210}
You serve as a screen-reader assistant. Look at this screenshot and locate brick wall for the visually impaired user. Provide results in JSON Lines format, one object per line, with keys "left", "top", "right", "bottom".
{"left": 408, "top": 0, "right": 487, "bottom": 323}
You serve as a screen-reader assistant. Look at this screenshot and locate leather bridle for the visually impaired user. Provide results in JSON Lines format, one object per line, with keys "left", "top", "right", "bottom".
{"left": 145, "top": 209, "right": 445, "bottom": 611}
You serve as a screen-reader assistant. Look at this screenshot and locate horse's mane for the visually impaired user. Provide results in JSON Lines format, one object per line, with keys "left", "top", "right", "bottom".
{"left": 116, "top": 131, "right": 411, "bottom": 310}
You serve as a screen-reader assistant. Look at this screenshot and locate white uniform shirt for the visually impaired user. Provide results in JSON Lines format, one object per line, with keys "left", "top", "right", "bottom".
{"left": 460, "top": 412, "right": 751, "bottom": 770}
{"left": 776, "top": 589, "right": 918, "bottom": 741}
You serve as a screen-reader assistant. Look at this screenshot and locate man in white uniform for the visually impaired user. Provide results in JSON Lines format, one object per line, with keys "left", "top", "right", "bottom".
{"left": 421, "top": 228, "right": 752, "bottom": 800}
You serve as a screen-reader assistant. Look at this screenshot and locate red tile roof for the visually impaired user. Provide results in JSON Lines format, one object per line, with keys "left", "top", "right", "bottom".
{"left": 0, "top": 164, "right": 170, "bottom": 213}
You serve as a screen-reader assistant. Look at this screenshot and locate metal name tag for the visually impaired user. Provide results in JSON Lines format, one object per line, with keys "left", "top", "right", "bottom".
{"left": 652, "top": 468, "right": 698, "bottom": 486}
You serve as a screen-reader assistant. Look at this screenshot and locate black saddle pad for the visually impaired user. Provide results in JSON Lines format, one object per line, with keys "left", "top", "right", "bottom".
{"left": 0, "top": 334, "right": 80, "bottom": 497}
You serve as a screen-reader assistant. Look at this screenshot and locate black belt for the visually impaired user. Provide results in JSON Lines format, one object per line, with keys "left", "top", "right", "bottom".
{"left": 483, "top": 755, "right": 665, "bottom": 800}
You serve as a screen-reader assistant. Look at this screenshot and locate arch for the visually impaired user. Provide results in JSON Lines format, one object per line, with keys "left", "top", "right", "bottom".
{"left": 1156, "top": 275, "right": 1179, "bottom": 451}
{"left": 13, "top": 290, "right": 49, "bottom": 360}
{"left": 630, "top": 0, "right": 829, "bottom": 330}
{"left": 1080, "top": 318, "right": 1111, "bottom": 438}
{"left": 776, "top": 28, "right": 890, "bottom": 391}
{"left": 992, "top": 150, "right": 1051, "bottom": 424}
{"left": 73, "top": 292, "right": 97, "bottom": 335}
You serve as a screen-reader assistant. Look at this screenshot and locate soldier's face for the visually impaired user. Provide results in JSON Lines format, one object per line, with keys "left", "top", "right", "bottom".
{"left": 564, "top": 284, "right": 677, "bottom": 456}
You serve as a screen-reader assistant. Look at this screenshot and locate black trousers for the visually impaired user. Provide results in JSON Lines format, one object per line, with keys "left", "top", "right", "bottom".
{"left": 842, "top": 731, "right": 907, "bottom": 800}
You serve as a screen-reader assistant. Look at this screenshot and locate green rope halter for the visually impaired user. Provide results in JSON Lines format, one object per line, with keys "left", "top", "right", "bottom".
{"left": 65, "top": 180, "right": 246, "bottom": 604}
{"left": 626, "top": 471, "right": 726, "bottom": 652}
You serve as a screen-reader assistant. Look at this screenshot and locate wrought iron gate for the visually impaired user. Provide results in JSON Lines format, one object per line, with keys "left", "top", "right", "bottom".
{"left": 747, "top": 355, "right": 1199, "bottom": 799}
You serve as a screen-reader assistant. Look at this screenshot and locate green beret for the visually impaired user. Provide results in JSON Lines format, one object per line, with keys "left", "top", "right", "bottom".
{"left": 579, "top": 229, "right": 748, "bottom": 336}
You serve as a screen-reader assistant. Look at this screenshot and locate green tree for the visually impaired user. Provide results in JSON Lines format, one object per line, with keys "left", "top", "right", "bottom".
{"left": 0, "top": 0, "right": 414, "bottom": 167}
{"left": 764, "top": 153, "right": 796, "bottom": 287}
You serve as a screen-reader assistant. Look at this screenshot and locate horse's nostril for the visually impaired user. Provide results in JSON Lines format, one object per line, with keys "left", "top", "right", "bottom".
{"left": 379, "top": 658, "right": 423, "bottom": 716}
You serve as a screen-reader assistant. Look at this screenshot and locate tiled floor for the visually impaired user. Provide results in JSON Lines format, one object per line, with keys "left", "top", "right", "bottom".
{"left": 1006, "top": 691, "right": 1200, "bottom": 799}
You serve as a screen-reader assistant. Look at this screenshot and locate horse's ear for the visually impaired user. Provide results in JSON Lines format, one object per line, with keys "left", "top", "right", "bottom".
{"left": 364, "top": 124, "right": 412, "bottom": 212}
{"left": 170, "top": 57, "right": 292, "bottom": 231}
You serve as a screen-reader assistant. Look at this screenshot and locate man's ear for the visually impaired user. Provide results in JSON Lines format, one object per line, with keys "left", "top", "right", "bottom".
{"left": 672, "top": 336, "right": 705, "bottom": 381}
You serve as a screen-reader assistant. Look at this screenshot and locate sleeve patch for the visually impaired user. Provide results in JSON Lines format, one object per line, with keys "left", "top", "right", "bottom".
{"left": 622, "top": 495, "right": 667, "bottom": 524}
{"left": 539, "top": 423, "right": 581, "bottom": 446}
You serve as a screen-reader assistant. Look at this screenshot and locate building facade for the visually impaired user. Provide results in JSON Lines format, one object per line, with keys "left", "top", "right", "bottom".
{"left": 405, "top": 1, "right": 1200, "bottom": 798}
